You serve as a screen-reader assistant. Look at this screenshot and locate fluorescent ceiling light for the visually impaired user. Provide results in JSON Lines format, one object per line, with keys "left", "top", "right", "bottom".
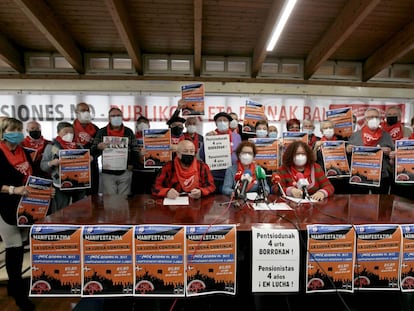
{"left": 266, "top": 0, "right": 297, "bottom": 52}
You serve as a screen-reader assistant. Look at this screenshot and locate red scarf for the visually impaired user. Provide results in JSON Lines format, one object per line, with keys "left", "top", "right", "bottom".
{"left": 174, "top": 156, "right": 199, "bottom": 192}
{"left": 55, "top": 136, "right": 77, "bottom": 149}
{"left": 320, "top": 135, "right": 337, "bottom": 142}
{"left": 380, "top": 121, "right": 403, "bottom": 141}
{"left": 0, "top": 142, "right": 32, "bottom": 182}
{"left": 171, "top": 135, "right": 185, "bottom": 145}
{"left": 308, "top": 134, "right": 318, "bottom": 147}
{"left": 361, "top": 125, "right": 383, "bottom": 146}
{"left": 289, "top": 165, "right": 311, "bottom": 183}
{"left": 73, "top": 119, "right": 97, "bottom": 146}
{"left": 22, "top": 136, "right": 48, "bottom": 161}
{"left": 106, "top": 124, "right": 125, "bottom": 137}
{"left": 237, "top": 161, "right": 257, "bottom": 192}
{"left": 184, "top": 133, "right": 199, "bottom": 152}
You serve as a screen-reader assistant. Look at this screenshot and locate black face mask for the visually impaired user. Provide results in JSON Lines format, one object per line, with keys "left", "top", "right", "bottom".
{"left": 29, "top": 130, "right": 41, "bottom": 140}
{"left": 180, "top": 154, "right": 194, "bottom": 165}
{"left": 386, "top": 116, "right": 398, "bottom": 126}
{"left": 171, "top": 126, "right": 183, "bottom": 136}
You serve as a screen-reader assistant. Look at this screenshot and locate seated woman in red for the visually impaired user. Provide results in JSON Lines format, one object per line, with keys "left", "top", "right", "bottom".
{"left": 275, "top": 141, "right": 334, "bottom": 201}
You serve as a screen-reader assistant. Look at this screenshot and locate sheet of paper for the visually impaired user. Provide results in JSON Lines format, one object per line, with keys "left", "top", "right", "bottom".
{"left": 252, "top": 202, "right": 292, "bottom": 210}
{"left": 163, "top": 196, "right": 189, "bottom": 205}
{"left": 283, "top": 195, "right": 318, "bottom": 204}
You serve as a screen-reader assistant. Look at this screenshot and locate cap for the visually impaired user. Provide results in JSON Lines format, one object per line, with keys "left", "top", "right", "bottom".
{"left": 213, "top": 112, "right": 232, "bottom": 122}
{"left": 166, "top": 115, "right": 186, "bottom": 126}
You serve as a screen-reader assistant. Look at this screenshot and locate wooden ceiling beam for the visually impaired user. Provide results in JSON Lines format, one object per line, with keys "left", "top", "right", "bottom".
{"left": 304, "top": 0, "right": 381, "bottom": 80}
{"left": 251, "top": 0, "right": 284, "bottom": 77}
{"left": 13, "top": 0, "right": 84, "bottom": 73}
{"left": 193, "top": 0, "right": 203, "bottom": 76}
{"left": 0, "top": 34, "right": 24, "bottom": 73}
{"left": 363, "top": 19, "right": 414, "bottom": 82}
{"left": 105, "top": 0, "right": 142, "bottom": 74}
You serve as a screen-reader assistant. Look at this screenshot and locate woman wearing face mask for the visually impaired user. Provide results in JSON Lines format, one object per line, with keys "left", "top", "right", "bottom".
{"left": 0, "top": 118, "right": 36, "bottom": 311}
{"left": 313, "top": 120, "right": 337, "bottom": 153}
{"left": 222, "top": 141, "right": 270, "bottom": 196}
{"left": 275, "top": 141, "right": 334, "bottom": 201}
{"left": 254, "top": 120, "right": 269, "bottom": 138}
{"left": 184, "top": 117, "right": 204, "bottom": 160}
{"left": 41, "top": 122, "right": 87, "bottom": 213}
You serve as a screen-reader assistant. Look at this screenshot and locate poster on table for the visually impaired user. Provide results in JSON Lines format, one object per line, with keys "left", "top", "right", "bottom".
{"left": 248, "top": 138, "right": 279, "bottom": 173}
{"left": 251, "top": 227, "right": 300, "bottom": 293}
{"left": 186, "top": 224, "right": 236, "bottom": 296}
{"left": 326, "top": 107, "right": 353, "bottom": 138}
{"left": 29, "top": 225, "right": 82, "bottom": 297}
{"left": 203, "top": 134, "right": 232, "bottom": 171}
{"left": 354, "top": 224, "right": 401, "bottom": 290}
{"left": 394, "top": 140, "right": 414, "bottom": 183}
{"left": 400, "top": 224, "right": 414, "bottom": 292}
{"left": 102, "top": 136, "right": 129, "bottom": 170}
{"left": 320, "top": 141, "right": 350, "bottom": 178}
{"left": 134, "top": 225, "right": 185, "bottom": 296}
{"left": 59, "top": 149, "right": 91, "bottom": 190}
{"left": 306, "top": 225, "right": 355, "bottom": 293}
{"left": 143, "top": 129, "right": 172, "bottom": 168}
{"left": 242, "top": 100, "right": 266, "bottom": 134}
{"left": 81, "top": 225, "right": 134, "bottom": 297}
{"left": 17, "top": 175, "right": 53, "bottom": 226}
{"left": 282, "top": 132, "right": 308, "bottom": 153}
{"left": 181, "top": 83, "right": 205, "bottom": 115}
{"left": 349, "top": 146, "right": 383, "bottom": 187}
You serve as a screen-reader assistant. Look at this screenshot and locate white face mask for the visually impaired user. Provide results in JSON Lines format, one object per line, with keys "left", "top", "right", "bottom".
{"left": 186, "top": 125, "right": 197, "bottom": 134}
{"left": 239, "top": 153, "right": 253, "bottom": 165}
{"left": 256, "top": 129, "right": 268, "bottom": 138}
{"left": 78, "top": 111, "right": 91, "bottom": 123}
{"left": 216, "top": 121, "right": 229, "bottom": 132}
{"left": 367, "top": 117, "right": 380, "bottom": 130}
{"left": 136, "top": 123, "right": 149, "bottom": 132}
{"left": 323, "top": 128, "right": 335, "bottom": 139}
{"left": 110, "top": 116, "right": 123, "bottom": 127}
{"left": 304, "top": 129, "right": 313, "bottom": 135}
{"left": 62, "top": 133, "right": 74, "bottom": 143}
{"left": 230, "top": 119, "right": 238, "bottom": 129}
{"left": 294, "top": 154, "right": 307, "bottom": 166}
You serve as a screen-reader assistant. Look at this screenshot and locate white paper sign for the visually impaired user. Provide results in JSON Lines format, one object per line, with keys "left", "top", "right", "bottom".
{"left": 204, "top": 134, "right": 232, "bottom": 171}
{"left": 102, "top": 136, "right": 129, "bottom": 170}
{"left": 251, "top": 228, "right": 300, "bottom": 292}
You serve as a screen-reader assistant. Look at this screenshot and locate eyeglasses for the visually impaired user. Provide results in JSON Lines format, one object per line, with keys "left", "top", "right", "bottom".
{"left": 110, "top": 114, "right": 123, "bottom": 117}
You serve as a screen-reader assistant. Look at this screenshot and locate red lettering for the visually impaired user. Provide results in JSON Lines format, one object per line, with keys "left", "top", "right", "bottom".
{"left": 289, "top": 106, "right": 298, "bottom": 119}
{"left": 134, "top": 105, "right": 142, "bottom": 121}
{"left": 267, "top": 106, "right": 277, "bottom": 121}
{"left": 303, "top": 106, "right": 311, "bottom": 120}
{"left": 158, "top": 106, "right": 169, "bottom": 121}
{"left": 279, "top": 106, "right": 287, "bottom": 121}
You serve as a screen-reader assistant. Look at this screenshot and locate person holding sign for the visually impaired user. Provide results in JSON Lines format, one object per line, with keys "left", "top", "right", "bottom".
{"left": 275, "top": 141, "right": 334, "bottom": 201}
{"left": 286, "top": 118, "right": 301, "bottom": 132}
{"left": 302, "top": 119, "right": 320, "bottom": 149}
{"left": 152, "top": 140, "right": 215, "bottom": 199}
{"left": 222, "top": 141, "right": 270, "bottom": 197}
{"left": 184, "top": 116, "right": 204, "bottom": 160}
{"left": 380, "top": 105, "right": 412, "bottom": 142}
{"left": 0, "top": 117, "right": 35, "bottom": 311}
{"left": 41, "top": 122, "right": 87, "bottom": 213}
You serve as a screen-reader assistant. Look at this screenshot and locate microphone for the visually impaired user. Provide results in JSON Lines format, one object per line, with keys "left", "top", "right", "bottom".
{"left": 238, "top": 169, "right": 252, "bottom": 201}
{"left": 296, "top": 172, "right": 310, "bottom": 199}
{"left": 233, "top": 170, "right": 243, "bottom": 192}
{"left": 255, "top": 166, "right": 268, "bottom": 201}
{"left": 271, "top": 173, "right": 283, "bottom": 196}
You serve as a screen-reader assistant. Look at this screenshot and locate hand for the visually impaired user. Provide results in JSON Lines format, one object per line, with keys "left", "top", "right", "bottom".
{"left": 311, "top": 191, "right": 325, "bottom": 201}
{"left": 98, "top": 142, "right": 107, "bottom": 150}
{"left": 189, "top": 188, "right": 201, "bottom": 199}
{"left": 15, "top": 186, "right": 30, "bottom": 196}
{"left": 314, "top": 140, "right": 323, "bottom": 150}
{"left": 177, "top": 98, "right": 185, "bottom": 110}
{"left": 346, "top": 144, "right": 354, "bottom": 153}
{"left": 381, "top": 146, "right": 391, "bottom": 156}
{"left": 167, "top": 188, "right": 180, "bottom": 199}
{"left": 291, "top": 188, "right": 303, "bottom": 198}
{"left": 206, "top": 130, "right": 217, "bottom": 136}
{"left": 49, "top": 159, "right": 60, "bottom": 167}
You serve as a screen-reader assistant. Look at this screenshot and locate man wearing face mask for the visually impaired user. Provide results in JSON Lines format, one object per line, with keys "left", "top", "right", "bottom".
{"left": 184, "top": 116, "right": 204, "bottom": 160}
{"left": 380, "top": 105, "right": 412, "bottom": 142}
{"left": 229, "top": 112, "right": 254, "bottom": 141}
{"left": 41, "top": 122, "right": 86, "bottom": 213}
{"left": 91, "top": 107, "right": 138, "bottom": 196}
{"left": 347, "top": 107, "right": 394, "bottom": 194}
{"left": 152, "top": 140, "right": 215, "bottom": 199}
{"left": 302, "top": 119, "right": 320, "bottom": 148}
{"left": 73, "top": 102, "right": 100, "bottom": 194}
{"left": 22, "top": 120, "right": 51, "bottom": 178}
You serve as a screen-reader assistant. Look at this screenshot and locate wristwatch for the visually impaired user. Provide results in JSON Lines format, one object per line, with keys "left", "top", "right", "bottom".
{"left": 9, "top": 186, "right": 15, "bottom": 195}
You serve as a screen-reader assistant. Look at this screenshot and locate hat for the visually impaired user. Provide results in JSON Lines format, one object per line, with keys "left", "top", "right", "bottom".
{"left": 213, "top": 112, "right": 232, "bottom": 122}
{"left": 166, "top": 115, "right": 186, "bottom": 126}
{"left": 136, "top": 116, "right": 149, "bottom": 123}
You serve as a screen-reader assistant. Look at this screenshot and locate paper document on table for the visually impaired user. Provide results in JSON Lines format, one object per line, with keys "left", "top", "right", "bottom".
{"left": 283, "top": 196, "right": 318, "bottom": 204}
{"left": 163, "top": 196, "right": 189, "bottom": 205}
{"left": 252, "top": 202, "right": 292, "bottom": 210}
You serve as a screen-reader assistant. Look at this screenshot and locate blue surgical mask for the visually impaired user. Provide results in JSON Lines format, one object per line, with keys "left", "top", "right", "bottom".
{"left": 216, "top": 121, "right": 229, "bottom": 132}
{"left": 256, "top": 129, "right": 268, "bottom": 138}
{"left": 268, "top": 131, "right": 278, "bottom": 138}
{"left": 3, "top": 132, "right": 24, "bottom": 145}
{"left": 110, "top": 116, "right": 123, "bottom": 127}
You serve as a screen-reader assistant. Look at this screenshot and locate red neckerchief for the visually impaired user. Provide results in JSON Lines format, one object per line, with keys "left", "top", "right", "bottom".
{"left": 174, "top": 156, "right": 199, "bottom": 192}
{"left": 73, "top": 119, "right": 97, "bottom": 146}
{"left": 171, "top": 135, "right": 185, "bottom": 145}
{"left": 135, "top": 132, "right": 143, "bottom": 139}
{"left": 320, "top": 135, "right": 337, "bottom": 142}
{"left": 380, "top": 121, "right": 403, "bottom": 141}
{"left": 106, "top": 124, "right": 125, "bottom": 137}
{"left": 0, "top": 142, "right": 32, "bottom": 182}
{"left": 289, "top": 165, "right": 311, "bottom": 183}
{"left": 55, "top": 136, "right": 77, "bottom": 149}
{"left": 22, "top": 136, "right": 48, "bottom": 161}
{"left": 361, "top": 125, "right": 383, "bottom": 146}
{"left": 237, "top": 161, "right": 257, "bottom": 192}
{"left": 308, "top": 134, "right": 318, "bottom": 147}
{"left": 184, "top": 133, "right": 199, "bottom": 152}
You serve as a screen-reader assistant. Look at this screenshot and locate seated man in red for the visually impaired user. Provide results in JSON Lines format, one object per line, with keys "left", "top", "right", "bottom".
{"left": 152, "top": 140, "right": 216, "bottom": 199}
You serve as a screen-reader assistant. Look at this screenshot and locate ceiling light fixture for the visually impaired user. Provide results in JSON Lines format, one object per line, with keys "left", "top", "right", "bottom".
{"left": 266, "top": 0, "right": 297, "bottom": 52}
